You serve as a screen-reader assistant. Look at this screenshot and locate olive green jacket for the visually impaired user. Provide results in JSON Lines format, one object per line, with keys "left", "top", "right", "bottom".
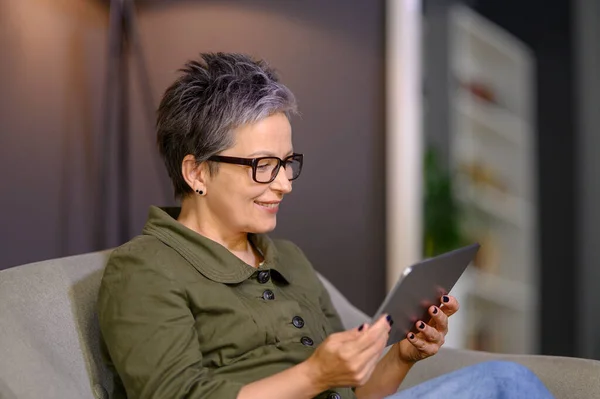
{"left": 98, "top": 206, "right": 354, "bottom": 399}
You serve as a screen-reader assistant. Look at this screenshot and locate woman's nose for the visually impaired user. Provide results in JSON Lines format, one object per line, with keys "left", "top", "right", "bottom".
{"left": 271, "top": 165, "right": 292, "bottom": 193}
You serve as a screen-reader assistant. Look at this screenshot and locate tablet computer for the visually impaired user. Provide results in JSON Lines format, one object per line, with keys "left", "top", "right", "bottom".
{"left": 373, "top": 243, "right": 480, "bottom": 346}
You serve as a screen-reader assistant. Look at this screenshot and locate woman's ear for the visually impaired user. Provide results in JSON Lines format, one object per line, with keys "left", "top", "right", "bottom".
{"left": 181, "top": 155, "right": 207, "bottom": 193}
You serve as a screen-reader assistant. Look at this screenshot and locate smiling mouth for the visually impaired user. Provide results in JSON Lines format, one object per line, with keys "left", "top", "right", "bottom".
{"left": 254, "top": 201, "right": 280, "bottom": 208}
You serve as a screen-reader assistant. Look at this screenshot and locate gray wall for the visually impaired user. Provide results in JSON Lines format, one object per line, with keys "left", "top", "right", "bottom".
{"left": 0, "top": 0, "right": 386, "bottom": 314}
{"left": 0, "top": 0, "right": 108, "bottom": 266}
{"left": 575, "top": 0, "right": 600, "bottom": 360}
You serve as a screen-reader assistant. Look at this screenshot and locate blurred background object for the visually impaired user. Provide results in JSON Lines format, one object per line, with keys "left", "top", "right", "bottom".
{"left": 1, "top": 0, "right": 599, "bottom": 361}
{"left": 447, "top": 3, "right": 539, "bottom": 356}
{"left": 100, "top": 0, "right": 170, "bottom": 249}
{"left": 417, "top": 1, "right": 539, "bottom": 356}
{"left": 422, "top": 145, "right": 464, "bottom": 259}
{"left": 421, "top": 0, "right": 584, "bottom": 359}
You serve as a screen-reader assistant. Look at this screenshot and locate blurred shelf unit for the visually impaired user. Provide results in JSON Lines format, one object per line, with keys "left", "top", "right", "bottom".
{"left": 447, "top": 4, "right": 538, "bottom": 355}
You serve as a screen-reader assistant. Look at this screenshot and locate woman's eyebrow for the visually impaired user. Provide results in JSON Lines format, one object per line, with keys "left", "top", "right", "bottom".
{"left": 247, "top": 150, "right": 294, "bottom": 157}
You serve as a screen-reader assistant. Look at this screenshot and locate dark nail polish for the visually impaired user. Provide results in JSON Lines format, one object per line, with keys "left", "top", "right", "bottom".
{"left": 433, "top": 307, "right": 438, "bottom": 314}
{"left": 389, "top": 320, "right": 394, "bottom": 326}
{"left": 443, "top": 295, "right": 450, "bottom": 303}
{"left": 419, "top": 322, "right": 425, "bottom": 329}
{"left": 358, "top": 324, "right": 364, "bottom": 331}
{"left": 386, "top": 314, "right": 392, "bottom": 322}
{"left": 409, "top": 333, "right": 415, "bottom": 339}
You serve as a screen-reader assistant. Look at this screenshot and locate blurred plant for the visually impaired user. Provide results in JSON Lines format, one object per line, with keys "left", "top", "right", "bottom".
{"left": 423, "top": 145, "right": 465, "bottom": 257}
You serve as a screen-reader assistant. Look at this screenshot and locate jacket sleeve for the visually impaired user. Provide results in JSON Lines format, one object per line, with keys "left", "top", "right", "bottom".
{"left": 97, "top": 248, "right": 244, "bottom": 399}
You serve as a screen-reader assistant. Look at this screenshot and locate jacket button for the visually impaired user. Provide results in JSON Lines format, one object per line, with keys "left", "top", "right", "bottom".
{"left": 262, "top": 289, "right": 275, "bottom": 300}
{"left": 257, "top": 270, "right": 270, "bottom": 284}
{"left": 300, "top": 336, "right": 314, "bottom": 346}
{"left": 326, "top": 393, "right": 341, "bottom": 399}
{"left": 292, "top": 316, "right": 305, "bottom": 328}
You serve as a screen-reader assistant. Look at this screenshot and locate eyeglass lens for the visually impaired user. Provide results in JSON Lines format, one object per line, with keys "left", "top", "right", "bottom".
{"left": 255, "top": 157, "right": 301, "bottom": 183}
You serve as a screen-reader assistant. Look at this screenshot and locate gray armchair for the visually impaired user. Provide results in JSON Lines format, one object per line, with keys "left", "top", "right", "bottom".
{"left": 1, "top": 251, "right": 599, "bottom": 398}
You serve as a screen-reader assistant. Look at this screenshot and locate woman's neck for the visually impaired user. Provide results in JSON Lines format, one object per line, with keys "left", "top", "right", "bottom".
{"left": 177, "top": 199, "right": 262, "bottom": 267}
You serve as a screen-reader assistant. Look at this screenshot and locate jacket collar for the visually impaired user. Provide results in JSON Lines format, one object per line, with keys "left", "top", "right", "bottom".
{"left": 141, "top": 206, "right": 291, "bottom": 284}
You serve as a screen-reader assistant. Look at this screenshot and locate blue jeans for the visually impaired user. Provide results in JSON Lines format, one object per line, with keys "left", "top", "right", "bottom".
{"left": 387, "top": 360, "right": 554, "bottom": 399}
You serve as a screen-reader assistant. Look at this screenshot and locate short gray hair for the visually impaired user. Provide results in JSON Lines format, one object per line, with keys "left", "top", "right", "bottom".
{"left": 156, "top": 52, "right": 298, "bottom": 198}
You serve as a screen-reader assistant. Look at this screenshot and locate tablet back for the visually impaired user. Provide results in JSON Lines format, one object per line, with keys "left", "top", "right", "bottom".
{"left": 374, "top": 243, "right": 480, "bottom": 346}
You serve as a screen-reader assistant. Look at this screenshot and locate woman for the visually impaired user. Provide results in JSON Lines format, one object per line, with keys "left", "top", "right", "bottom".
{"left": 98, "top": 52, "right": 553, "bottom": 399}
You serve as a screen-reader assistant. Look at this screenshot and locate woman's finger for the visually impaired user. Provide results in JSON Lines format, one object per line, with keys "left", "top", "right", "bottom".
{"left": 439, "top": 295, "right": 460, "bottom": 316}
{"left": 358, "top": 347, "right": 384, "bottom": 385}
{"left": 407, "top": 332, "right": 441, "bottom": 357}
{"left": 428, "top": 305, "right": 448, "bottom": 333}
{"left": 415, "top": 320, "right": 444, "bottom": 344}
{"left": 351, "top": 319, "right": 391, "bottom": 375}
{"left": 332, "top": 324, "right": 369, "bottom": 344}
{"left": 360, "top": 326, "right": 390, "bottom": 360}
{"left": 350, "top": 315, "right": 391, "bottom": 355}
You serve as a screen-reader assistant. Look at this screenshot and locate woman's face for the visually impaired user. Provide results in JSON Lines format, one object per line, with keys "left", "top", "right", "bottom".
{"left": 204, "top": 112, "right": 294, "bottom": 235}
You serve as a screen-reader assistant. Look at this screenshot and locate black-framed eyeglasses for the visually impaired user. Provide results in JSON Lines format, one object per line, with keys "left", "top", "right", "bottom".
{"left": 207, "top": 153, "right": 304, "bottom": 184}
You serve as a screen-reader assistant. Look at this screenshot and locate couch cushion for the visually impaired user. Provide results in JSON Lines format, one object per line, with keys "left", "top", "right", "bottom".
{"left": 0, "top": 251, "right": 114, "bottom": 399}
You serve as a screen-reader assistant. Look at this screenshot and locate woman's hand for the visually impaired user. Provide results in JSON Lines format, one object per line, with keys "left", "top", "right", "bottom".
{"left": 304, "top": 314, "right": 392, "bottom": 390}
{"left": 394, "top": 295, "right": 459, "bottom": 364}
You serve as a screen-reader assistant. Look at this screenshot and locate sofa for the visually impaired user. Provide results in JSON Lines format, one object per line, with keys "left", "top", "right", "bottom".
{"left": 1, "top": 250, "right": 599, "bottom": 398}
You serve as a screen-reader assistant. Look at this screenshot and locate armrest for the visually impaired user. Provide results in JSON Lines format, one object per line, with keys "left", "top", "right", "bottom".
{"left": 400, "top": 347, "right": 600, "bottom": 399}
{"left": 317, "top": 273, "right": 370, "bottom": 330}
